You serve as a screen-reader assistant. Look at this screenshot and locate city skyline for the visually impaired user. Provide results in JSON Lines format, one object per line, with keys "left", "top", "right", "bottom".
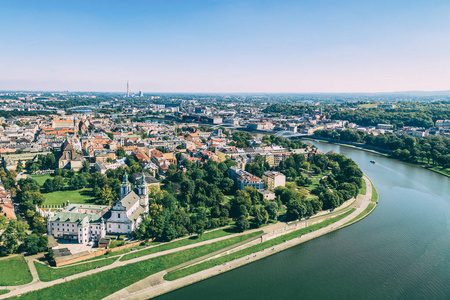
{"left": 1, "top": 0, "right": 450, "bottom": 93}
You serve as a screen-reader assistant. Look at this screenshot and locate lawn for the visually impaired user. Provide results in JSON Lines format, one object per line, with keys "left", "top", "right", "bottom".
{"left": 120, "top": 228, "right": 239, "bottom": 261}
{"left": 357, "top": 103, "right": 377, "bottom": 109}
{"left": 31, "top": 174, "right": 53, "bottom": 186}
{"left": 359, "top": 178, "right": 367, "bottom": 195}
{"left": 42, "top": 188, "right": 96, "bottom": 206}
{"left": 341, "top": 203, "right": 376, "bottom": 227}
{"left": 0, "top": 289, "right": 9, "bottom": 295}
{"left": 165, "top": 209, "right": 356, "bottom": 281}
{"left": 11, "top": 232, "right": 261, "bottom": 300}
{"left": 35, "top": 257, "right": 118, "bottom": 282}
{"left": 371, "top": 180, "right": 378, "bottom": 203}
{"left": 0, "top": 256, "right": 33, "bottom": 286}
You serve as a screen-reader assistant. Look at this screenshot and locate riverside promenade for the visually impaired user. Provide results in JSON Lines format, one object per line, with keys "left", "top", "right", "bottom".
{"left": 0, "top": 176, "right": 375, "bottom": 300}
{"left": 103, "top": 176, "right": 374, "bottom": 300}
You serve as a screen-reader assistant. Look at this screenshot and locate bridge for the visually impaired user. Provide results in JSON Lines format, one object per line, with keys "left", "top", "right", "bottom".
{"left": 274, "top": 131, "right": 310, "bottom": 138}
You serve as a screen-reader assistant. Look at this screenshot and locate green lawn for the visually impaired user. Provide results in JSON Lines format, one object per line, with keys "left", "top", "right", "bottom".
{"left": 357, "top": 103, "right": 377, "bottom": 109}
{"left": 42, "top": 188, "right": 96, "bottom": 206}
{"left": 0, "top": 256, "right": 33, "bottom": 286}
{"left": 35, "top": 257, "right": 118, "bottom": 282}
{"left": 11, "top": 232, "right": 261, "bottom": 300}
{"left": 341, "top": 203, "right": 376, "bottom": 227}
{"left": 120, "top": 228, "right": 238, "bottom": 261}
{"left": 31, "top": 174, "right": 53, "bottom": 186}
{"left": 359, "top": 178, "right": 367, "bottom": 195}
{"left": 165, "top": 209, "right": 356, "bottom": 281}
{"left": 371, "top": 180, "right": 378, "bottom": 203}
{"left": 0, "top": 289, "right": 9, "bottom": 295}
{"left": 425, "top": 165, "right": 450, "bottom": 178}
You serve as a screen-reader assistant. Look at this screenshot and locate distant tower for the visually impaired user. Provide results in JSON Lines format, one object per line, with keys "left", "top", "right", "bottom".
{"left": 139, "top": 90, "right": 143, "bottom": 97}
{"left": 138, "top": 173, "right": 149, "bottom": 213}
{"left": 121, "top": 172, "right": 131, "bottom": 199}
{"left": 126, "top": 80, "right": 130, "bottom": 98}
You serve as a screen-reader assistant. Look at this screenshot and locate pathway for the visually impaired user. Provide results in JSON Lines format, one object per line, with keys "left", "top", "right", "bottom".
{"left": 0, "top": 177, "right": 373, "bottom": 300}
{"left": 103, "top": 176, "right": 373, "bottom": 300}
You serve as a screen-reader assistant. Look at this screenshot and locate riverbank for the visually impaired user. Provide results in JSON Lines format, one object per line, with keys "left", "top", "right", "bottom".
{"left": 103, "top": 176, "right": 376, "bottom": 300}
{"left": 302, "top": 137, "right": 450, "bottom": 179}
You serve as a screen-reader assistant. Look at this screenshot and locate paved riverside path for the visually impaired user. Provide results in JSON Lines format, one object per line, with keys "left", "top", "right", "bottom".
{"left": 0, "top": 176, "right": 373, "bottom": 300}
{"left": 103, "top": 176, "right": 373, "bottom": 300}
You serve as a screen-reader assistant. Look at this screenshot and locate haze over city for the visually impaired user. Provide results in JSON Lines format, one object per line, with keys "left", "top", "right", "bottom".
{"left": 2, "top": 0, "right": 450, "bottom": 93}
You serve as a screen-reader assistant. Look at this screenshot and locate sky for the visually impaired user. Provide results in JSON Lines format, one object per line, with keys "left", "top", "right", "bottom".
{"left": 1, "top": 0, "right": 450, "bottom": 93}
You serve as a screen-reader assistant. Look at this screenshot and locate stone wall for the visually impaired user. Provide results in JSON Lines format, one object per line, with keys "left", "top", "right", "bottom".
{"left": 55, "top": 240, "right": 147, "bottom": 267}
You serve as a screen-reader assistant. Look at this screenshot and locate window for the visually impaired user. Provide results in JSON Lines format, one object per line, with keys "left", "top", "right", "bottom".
{"left": 109, "top": 224, "right": 111, "bottom": 228}
{"left": 118, "top": 213, "right": 121, "bottom": 219}
{"left": 118, "top": 225, "right": 121, "bottom": 229}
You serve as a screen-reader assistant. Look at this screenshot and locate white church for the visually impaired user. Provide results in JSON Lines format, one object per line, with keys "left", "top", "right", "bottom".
{"left": 47, "top": 173, "right": 150, "bottom": 244}
{"left": 106, "top": 172, "right": 149, "bottom": 235}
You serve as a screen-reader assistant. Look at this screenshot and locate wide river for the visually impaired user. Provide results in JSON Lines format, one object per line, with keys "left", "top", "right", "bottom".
{"left": 156, "top": 141, "right": 450, "bottom": 300}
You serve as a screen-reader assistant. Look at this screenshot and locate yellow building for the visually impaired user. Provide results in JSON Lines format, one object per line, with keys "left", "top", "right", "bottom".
{"left": 262, "top": 171, "right": 286, "bottom": 191}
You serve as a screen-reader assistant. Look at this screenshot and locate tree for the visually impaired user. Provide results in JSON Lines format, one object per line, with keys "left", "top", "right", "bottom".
{"left": 29, "top": 163, "right": 39, "bottom": 174}
{"left": 16, "top": 160, "right": 24, "bottom": 172}
{"left": 99, "top": 185, "right": 114, "bottom": 205}
{"left": 43, "top": 179, "right": 55, "bottom": 193}
{"left": 0, "top": 215, "right": 7, "bottom": 231}
{"left": 235, "top": 215, "right": 250, "bottom": 232}
{"left": 116, "top": 147, "right": 126, "bottom": 159}
{"left": 53, "top": 176, "right": 64, "bottom": 191}
{"left": 80, "top": 160, "right": 90, "bottom": 173}
{"left": 45, "top": 153, "right": 56, "bottom": 169}
{"left": 253, "top": 205, "right": 269, "bottom": 227}
{"left": 265, "top": 202, "right": 278, "bottom": 220}
{"left": 193, "top": 220, "right": 206, "bottom": 237}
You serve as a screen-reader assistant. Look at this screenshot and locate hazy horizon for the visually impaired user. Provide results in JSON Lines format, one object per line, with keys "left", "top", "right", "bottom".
{"left": 2, "top": 0, "right": 450, "bottom": 93}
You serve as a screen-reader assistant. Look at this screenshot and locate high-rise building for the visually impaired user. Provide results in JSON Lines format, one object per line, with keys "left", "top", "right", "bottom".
{"left": 139, "top": 90, "right": 143, "bottom": 97}
{"left": 126, "top": 80, "right": 130, "bottom": 98}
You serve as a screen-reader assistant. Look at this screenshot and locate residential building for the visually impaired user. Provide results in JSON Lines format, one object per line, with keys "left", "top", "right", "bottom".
{"left": 262, "top": 171, "right": 286, "bottom": 191}
{"left": 229, "top": 166, "right": 264, "bottom": 190}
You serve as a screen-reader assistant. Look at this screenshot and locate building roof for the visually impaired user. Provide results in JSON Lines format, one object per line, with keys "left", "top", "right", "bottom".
{"left": 120, "top": 190, "right": 140, "bottom": 211}
{"left": 132, "top": 172, "right": 159, "bottom": 185}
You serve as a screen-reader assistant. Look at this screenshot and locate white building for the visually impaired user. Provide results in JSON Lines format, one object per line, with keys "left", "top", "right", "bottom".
{"left": 47, "top": 204, "right": 109, "bottom": 244}
{"left": 106, "top": 173, "right": 149, "bottom": 235}
{"left": 47, "top": 173, "right": 151, "bottom": 244}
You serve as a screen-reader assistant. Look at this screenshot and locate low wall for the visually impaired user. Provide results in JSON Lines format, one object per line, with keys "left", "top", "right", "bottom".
{"left": 55, "top": 240, "right": 145, "bottom": 267}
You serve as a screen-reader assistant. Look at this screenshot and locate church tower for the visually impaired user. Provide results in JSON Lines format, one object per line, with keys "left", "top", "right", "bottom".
{"left": 137, "top": 173, "right": 149, "bottom": 213}
{"left": 120, "top": 172, "right": 131, "bottom": 199}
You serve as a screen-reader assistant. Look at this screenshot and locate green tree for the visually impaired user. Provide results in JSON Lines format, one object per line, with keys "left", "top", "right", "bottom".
{"left": 16, "top": 159, "right": 24, "bottom": 172}
{"left": 99, "top": 185, "right": 114, "bottom": 205}
{"left": 235, "top": 215, "right": 250, "bottom": 233}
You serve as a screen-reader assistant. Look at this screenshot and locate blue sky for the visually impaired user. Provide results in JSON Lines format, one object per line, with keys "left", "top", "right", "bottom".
{"left": 1, "top": 0, "right": 450, "bottom": 93}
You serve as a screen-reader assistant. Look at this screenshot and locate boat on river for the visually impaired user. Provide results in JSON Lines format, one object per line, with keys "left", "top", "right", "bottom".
{"left": 370, "top": 160, "right": 376, "bottom": 164}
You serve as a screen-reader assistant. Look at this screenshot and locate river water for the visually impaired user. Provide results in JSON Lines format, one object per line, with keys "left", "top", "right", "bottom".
{"left": 156, "top": 141, "right": 450, "bottom": 300}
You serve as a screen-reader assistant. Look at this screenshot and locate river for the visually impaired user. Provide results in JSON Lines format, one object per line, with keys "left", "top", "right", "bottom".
{"left": 156, "top": 141, "right": 450, "bottom": 300}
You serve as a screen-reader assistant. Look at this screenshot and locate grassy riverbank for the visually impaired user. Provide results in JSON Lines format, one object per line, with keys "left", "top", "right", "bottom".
{"left": 10, "top": 232, "right": 262, "bottom": 300}
{"left": 0, "top": 290, "right": 9, "bottom": 295}
{"left": 35, "top": 257, "right": 118, "bottom": 282}
{"left": 120, "top": 228, "right": 236, "bottom": 261}
{"left": 165, "top": 209, "right": 355, "bottom": 281}
{"left": 303, "top": 137, "right": 450, "bottom": 179}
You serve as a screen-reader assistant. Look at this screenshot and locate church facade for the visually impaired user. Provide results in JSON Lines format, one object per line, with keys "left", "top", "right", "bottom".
{"left": 105, "top": 173, "right": 149, "bottom": 235}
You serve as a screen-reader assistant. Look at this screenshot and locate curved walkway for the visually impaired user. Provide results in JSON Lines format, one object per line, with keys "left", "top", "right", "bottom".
{"left": 103, "top": 176, "right": 374, "bottom": 300}
{"left": 0, "top": 176, "right": 374, "bottom": 300}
